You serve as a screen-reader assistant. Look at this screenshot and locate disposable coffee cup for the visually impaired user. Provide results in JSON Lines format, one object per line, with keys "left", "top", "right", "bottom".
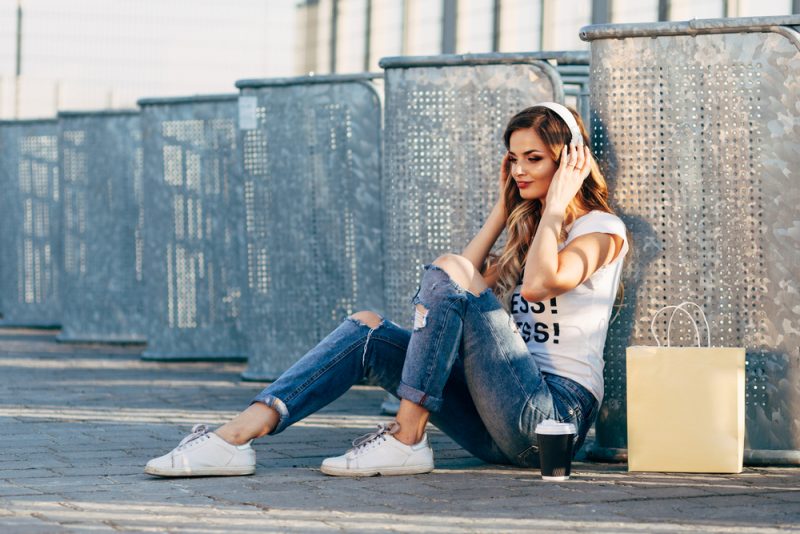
{"left": 535, "top": 420, "right": 577, "bottom": 481}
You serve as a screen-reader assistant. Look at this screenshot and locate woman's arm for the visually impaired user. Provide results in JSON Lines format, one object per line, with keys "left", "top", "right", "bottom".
{"left": 520, "top": 217, "right": 621, "bottom": 302}
{"left": 460, "top": 200, "right": 505, "bottom": 272}
{"left": 520, "top": 143, "right": 621, "bottom": 302}
{"left": 460, "top": 156, "right": 510, "bottom": 274}
{"left": 520, "top": 209, "right": 564, "bottom": 302}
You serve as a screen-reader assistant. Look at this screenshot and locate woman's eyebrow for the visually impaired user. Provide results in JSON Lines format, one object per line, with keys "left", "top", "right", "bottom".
{"left": 508, "top": 149, "right": 543, "bottom": 156}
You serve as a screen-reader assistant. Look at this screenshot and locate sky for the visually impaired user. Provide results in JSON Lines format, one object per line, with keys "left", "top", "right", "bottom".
{"left": 0, "top": 0, "right": 794, "bottom": 117}
{"left": 0, "top": 0, "right": 297, "bottom": 116}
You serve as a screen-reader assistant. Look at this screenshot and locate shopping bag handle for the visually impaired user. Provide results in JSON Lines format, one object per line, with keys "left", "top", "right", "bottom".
{"left": 650, "top": 301, "right": 711, "bottom": 348}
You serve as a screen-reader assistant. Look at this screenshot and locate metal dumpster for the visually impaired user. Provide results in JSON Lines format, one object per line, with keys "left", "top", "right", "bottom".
{"left": 0, "top": 119, "right": 61, "bottom": 327}
{"left": 380, "top": 52, "right": 565, "bottom": 328}
{"left": 235, "top": 74, "right": 384, "bottom": 380}
{"left": 138, "top": 95, "right": 247, "bottom": 361}
{"left": 582, "top": 15, "right": 800, "bottom": 465}
{"left": 57, "top": 110, "right": 146, "bottom": 343}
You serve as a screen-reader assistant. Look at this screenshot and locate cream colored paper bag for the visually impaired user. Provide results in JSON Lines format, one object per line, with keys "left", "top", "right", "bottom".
{"left": 626, "top": 302, "right": 745, "bottom": 473}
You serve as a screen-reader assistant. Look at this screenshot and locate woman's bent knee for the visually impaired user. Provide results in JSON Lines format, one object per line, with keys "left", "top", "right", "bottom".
{"left": 431, "top": 254, "right": 487, "bottom": 297}
{"left": 432, "top": 253, "right": 473, "bottom": 273}
{"left": 349, "top": 310, "right": 382, "bottom": 329}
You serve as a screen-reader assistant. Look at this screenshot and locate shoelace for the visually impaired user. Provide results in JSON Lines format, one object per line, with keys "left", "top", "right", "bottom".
{"left": 176, "top": 424, "right": 211, "bottom": 450}
{"left": 350, "top": 421, "right": 400, "bottom": 454}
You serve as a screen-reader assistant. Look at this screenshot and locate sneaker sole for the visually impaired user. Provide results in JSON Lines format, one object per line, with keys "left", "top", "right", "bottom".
{"left": 144, "top": 465, "right": 255, "bottom": 477}
{"left": 320, "top": 463, "right": 434, "bottom": 477}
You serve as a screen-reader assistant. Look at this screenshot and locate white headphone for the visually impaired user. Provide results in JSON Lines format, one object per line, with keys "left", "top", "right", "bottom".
{"left": 533, "top": 102, "right": 584, "bottom": 146}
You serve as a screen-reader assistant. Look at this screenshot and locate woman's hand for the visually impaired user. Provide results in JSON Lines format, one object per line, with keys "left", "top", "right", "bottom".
{"left": 544, "top": 143, "right": 592, "bottom": 214}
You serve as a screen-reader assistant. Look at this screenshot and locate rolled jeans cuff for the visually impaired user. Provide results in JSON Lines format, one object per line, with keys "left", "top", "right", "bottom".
{"left": 397, "top": 381, "right": 444, "bottom": 412}
{"left": 250, "top": 394, "right": 290, "bottom": 435}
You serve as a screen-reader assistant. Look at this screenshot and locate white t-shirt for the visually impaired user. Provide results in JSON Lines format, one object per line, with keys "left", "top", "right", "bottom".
{"left": 510, "top": 210, "right": 628, "bottom": 404}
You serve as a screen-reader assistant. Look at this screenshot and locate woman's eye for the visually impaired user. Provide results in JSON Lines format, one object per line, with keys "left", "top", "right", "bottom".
{"left": 528, "top": 157, "right": 541, "bottom": 162}
{"left": 508, "top": 158, "right": 517, "bottom": 164}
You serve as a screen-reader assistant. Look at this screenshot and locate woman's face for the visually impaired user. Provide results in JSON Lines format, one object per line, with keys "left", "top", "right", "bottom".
{"left": 507, "top": 127, "right": 558, "bottom": 202}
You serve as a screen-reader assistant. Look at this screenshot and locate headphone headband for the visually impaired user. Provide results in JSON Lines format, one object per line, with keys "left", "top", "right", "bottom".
{"left": 534, "top": 102, "right": 583, "bottom": 146}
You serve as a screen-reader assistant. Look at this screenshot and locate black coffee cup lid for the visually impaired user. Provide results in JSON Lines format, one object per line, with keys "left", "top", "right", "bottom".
{"left": 535, "top": 419, "right": 576, "bottom": 435}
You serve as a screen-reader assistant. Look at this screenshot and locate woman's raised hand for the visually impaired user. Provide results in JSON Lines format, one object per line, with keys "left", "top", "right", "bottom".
{"left": 544, "top": 143, "right": 592, "bottom": 214}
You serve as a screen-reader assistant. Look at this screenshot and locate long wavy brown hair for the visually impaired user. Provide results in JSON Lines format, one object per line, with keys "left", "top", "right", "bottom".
{"left": 488, "top": 105, "right": 623, "bottom": 314}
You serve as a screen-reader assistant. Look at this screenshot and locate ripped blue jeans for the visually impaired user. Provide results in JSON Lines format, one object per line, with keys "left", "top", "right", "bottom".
{"left": 251, "top": 264, "right": 599, "bottom": 467}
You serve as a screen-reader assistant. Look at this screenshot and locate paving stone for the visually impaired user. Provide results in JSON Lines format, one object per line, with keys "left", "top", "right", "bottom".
{"left": 0, "top": 326, "right": 798, "bottom": 533}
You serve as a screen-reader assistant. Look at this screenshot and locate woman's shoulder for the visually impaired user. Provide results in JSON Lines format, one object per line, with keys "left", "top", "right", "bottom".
{"left": 566, "top": 210, "right": 627, "bottom": 241}
{"left": 570, "top": 210, "right": 624, "bottom": 228}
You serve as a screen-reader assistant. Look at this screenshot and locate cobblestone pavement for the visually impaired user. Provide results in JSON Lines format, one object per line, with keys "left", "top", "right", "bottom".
{"left": 0, "top": 327, "right": 798, "bottom": 533}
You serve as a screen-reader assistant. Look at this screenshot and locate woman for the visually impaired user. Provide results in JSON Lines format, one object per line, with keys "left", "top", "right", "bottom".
{"left": 145, "top": 102, "right": 628, "bottom": 477}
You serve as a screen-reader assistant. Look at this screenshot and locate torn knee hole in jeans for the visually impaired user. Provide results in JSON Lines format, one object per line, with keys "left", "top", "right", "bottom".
{"left": 413, "top": 303, "right": 428, "bottom": 330}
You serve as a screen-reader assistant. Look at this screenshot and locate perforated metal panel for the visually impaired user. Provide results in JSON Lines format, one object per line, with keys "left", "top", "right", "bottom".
{"left": 548, "top": 52, "right": 592, "bottom": 128}
{"left": 380, "top": 55, "right": 563, "bottom": 328}
{"left": 139, "top": 95, "right": 247, "bottom": 360}
{"left": 56, "top": 111, "right": 146, "bottom": 343}
{"left": 0, "top": 120, "right": 61, "bottom": 327}
{"left": 236, "top": 75, "right": 384, "bottom": 380}
{"left": 584, "top": 17, "right": 800, "bottom": 464}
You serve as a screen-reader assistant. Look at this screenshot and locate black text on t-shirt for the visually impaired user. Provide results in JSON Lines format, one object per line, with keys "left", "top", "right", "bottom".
{"left": 512, "top": 294, "right": 560, "bottom": 344}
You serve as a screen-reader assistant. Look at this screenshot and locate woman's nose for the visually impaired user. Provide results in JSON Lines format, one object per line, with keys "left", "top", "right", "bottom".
{"left": 512, "top": 162, "right": 524, "bottom": 176}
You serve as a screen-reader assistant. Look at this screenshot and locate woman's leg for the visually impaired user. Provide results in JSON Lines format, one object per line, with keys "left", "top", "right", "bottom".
{"left": 318, "top": 306, "right": 512, "bottom": 475}
{"left": 414, "top": 254, "right": 598, "bottom": 467}
{"left": 216, "top": 312, "right": 387, "bottom": 444}
{"left": 310, "top": 256, "right": 509, "bottom": 468}
{"left": 392, "top": 254, "right": 492, "bottom": 435}
{"left": 223, "top": 311, "right": 411, "bottom": 442}
{"left": 391, "top": 254, "right": 492, "bottom": 442}
{"left": 146, "top": 311, "right": 412, "bottom": 477}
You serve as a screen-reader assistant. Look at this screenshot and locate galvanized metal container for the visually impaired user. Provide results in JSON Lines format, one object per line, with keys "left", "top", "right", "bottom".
{"left": 235, "top": 74, "right": 384, "bottom": 380}
{"left": 0, "top": 119, "right": 61, "bottom": 327}
{"left": 138, "top": 95, "right": 247, "bottom": 361}
{"left": 379, "top": 52, "right": 564, "bottom": 328}
{"left": 57, "top": 110, "right": 146, "bottom": 343}
{"left": 582, "top": 16, "right": 800, "bottom": 465}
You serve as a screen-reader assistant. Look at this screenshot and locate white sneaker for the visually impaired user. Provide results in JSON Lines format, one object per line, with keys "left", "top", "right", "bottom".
{"left": 145, "top": 424, "right": 256, "bottom": 477}
{"left": 320, "top": 422, "right": 434, "bottom": 477}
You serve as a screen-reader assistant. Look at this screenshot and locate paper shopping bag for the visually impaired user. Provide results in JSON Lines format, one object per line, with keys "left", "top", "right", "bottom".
{"left": 626, "top": 302, "right": 745, "bottom": 473}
